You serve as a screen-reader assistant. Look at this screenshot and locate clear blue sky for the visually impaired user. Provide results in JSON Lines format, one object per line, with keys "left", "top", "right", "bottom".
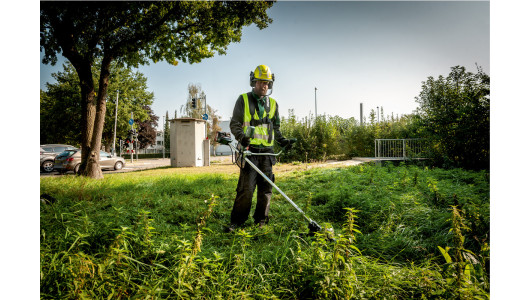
{"left": 40, "top": 1, "right": 490, "bottom": 129}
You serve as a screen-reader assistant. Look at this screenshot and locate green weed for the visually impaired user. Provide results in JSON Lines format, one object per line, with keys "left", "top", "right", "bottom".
{"left": 40, "top": 164, "right": 489, "bottom": 298}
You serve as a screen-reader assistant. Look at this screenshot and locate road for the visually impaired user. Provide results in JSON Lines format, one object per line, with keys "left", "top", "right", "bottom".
{"left": 40, "top": 158, "right": 172, "bottom": 177}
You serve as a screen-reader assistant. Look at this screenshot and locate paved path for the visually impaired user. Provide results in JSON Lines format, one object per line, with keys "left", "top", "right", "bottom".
{"left": 121, "top": 156, "right": 375, "bottom": 172}
{"left": 120, "top": 158, "right": 171, "bottom": 171}
{"left": 40, "top": 158, "right": 172, "bottom": 176}
{"left": 41, "top": 156, "right": 375, "bottom": 176}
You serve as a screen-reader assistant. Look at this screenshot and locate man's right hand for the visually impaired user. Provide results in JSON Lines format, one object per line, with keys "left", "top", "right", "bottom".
{"left": 241, "top": 136, "right": 251, "bottom": 147}
{"left": 279, "top": 138, "right": 296, "bottom": 151}
{"left": 285, "top": 138, "right": 297, "bottom": 151}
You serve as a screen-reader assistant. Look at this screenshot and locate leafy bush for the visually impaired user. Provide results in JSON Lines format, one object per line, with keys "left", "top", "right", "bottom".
{"left": 277, "top": 65, "right": 489, "bottom": 172}
{"left": 278, "top": 110, "right": 421, "bottom": 162}
{"left": 414, "top": 65, "right": 490, "bottom": 170}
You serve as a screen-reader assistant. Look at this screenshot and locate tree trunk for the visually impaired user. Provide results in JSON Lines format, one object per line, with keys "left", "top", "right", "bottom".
{"left": 84, "top": 56, "right": 113, "bottom": 179}
{"left": 72, "top": 60, "right": 97, "bottom": 177}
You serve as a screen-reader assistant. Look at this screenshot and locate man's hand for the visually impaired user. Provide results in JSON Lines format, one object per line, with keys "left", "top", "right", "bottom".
{"left": 241, "top": 136, "right": 251, "bottom": 147}
{"left": 286, "top": 138, "right": 297, "bottom": 151}
{"left": 279, "top": 138, "right": 297, "bottom": 151}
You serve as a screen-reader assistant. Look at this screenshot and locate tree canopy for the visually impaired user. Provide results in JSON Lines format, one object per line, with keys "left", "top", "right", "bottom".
{"left": 179, "top": 83, "right": 222, "bottom": 145}
{"left": 135, "top": 105, "right": 159, "bottom": 150}
{"left": 415, "top": 65, "right": 490, "bottom": 170}
{"left": 41, "top": 1, "right": 275, "bottom": 178}
{"left": 40, "top": 61, "right": 155, "bottom": 151}
{"left": 40, "top": 64, "right": 82, "bottom": 146}
{"left": 41, "top": 2, "right": 274, "bottom": 67}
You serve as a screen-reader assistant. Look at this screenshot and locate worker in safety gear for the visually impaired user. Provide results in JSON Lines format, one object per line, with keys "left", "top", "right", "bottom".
{"left": 227, "top": 65, "right": 296, "bottom": 231}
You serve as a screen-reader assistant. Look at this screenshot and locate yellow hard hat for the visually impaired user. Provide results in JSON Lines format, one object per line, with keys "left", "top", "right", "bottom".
{"left": 250, "top": 65, "right": 275, "bottom": 87}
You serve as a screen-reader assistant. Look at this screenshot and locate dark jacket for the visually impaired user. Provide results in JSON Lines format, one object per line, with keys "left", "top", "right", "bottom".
{"left": 230, "top": 92, "right": 287, "bottom": 148}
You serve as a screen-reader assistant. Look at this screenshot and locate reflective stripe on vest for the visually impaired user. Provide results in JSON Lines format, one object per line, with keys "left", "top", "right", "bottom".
{"left": 242, "top": 93, "right": 276, "bottom": 147}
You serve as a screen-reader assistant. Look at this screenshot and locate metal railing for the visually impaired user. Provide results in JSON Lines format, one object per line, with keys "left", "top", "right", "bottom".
{"left": 136, "top": 148, "right": 167, "bottom": 155}
{"left": 374, "top": 139, "right": 427, "bottom": 160}
{"left": 118, "top": 147, "right": 168, "bottom": 157}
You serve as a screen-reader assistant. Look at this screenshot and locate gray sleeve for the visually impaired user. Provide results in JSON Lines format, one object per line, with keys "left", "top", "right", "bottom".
{"left": 273, "top": 101, "right": 287, "bottom": 143}
{"left": 230, "top": 94, "right": 246, "bottom": 142}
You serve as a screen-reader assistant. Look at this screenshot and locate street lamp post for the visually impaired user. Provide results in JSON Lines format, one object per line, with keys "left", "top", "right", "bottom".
{"left": 360, "top": 102, "right": 364, "bottom": 126}
{"left": 112, "top": 90, "right": 119, "bottom": 156}
{"left": 162, "top": 115, "right": 165, "bottom": 159}
{"left": 314, "top": 87, "right": 318, "bottom": 118}
{"left": 204, "top": 95, "right": 207, "bottom": 139}
{"left": 204, "top": 95, "right": 207, "bottom": 116}
{"left": 131, "top": 112, "right": 134, "bottom": 164}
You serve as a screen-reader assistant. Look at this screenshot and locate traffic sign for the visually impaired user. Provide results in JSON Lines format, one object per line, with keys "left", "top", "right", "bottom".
{"left": 202, "top": 114, "right": 208, "bottom": 121}
{"left": 128, "top": 119, "right": 134, "bottom": 125}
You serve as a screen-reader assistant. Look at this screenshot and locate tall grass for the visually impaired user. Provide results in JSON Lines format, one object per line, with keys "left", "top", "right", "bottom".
{"left": 41, "top": 163, "right": 489, "bottom": 298}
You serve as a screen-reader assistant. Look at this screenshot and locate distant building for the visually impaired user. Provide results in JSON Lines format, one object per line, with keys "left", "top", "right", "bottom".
{"left": 144, "top": 131, "right": 165, "bottom": 151}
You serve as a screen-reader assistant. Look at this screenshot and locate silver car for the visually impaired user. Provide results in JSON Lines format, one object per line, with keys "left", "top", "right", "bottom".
{"left": 40, "top": 144, "right": 77, "bottom": 172}
{"left": 54, "top": 150, "right": 126, "bottom": 174}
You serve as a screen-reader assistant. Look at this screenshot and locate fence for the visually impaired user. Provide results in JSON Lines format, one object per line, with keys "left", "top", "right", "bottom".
{"left": 374, "top": 139, "right": 427, "bottom": 160}
{"left": 118, "top": 146, "right": 168, "bottom": 157}
{"left": 136, "top": 148, "right": 167, "bottom": 155}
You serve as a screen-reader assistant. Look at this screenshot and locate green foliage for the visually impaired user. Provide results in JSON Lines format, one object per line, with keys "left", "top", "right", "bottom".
{"left": 103, "top": 63, "right": 155, "bottom": 148}
{"left": 41, "top": 2, "right": 274, "bottom": 68}
{"left": 40, "top": 61, "right": 155, "bottom": 148}
{"left": 415, "top": 65, "right": 490, "bottom": 170}
{"left": 164, "top": 111, "right": 170, "bottom": 151}
{"left": 436, "top": 207, "right": 489, "bottom": 299}
{"left": 277, "top": 65, "right": 489, "bottom": 172}
{"left": 41, "top": 1, "right": 275, "bottom": 177}
{"left": 41, "top": 164, "right": 489, "bottom": 298}
{"left": 40, "top": 64, "right": 82, "bottom": 146}
{"left": 135, "top": 105, "right": 159, "bottom": 149}
{"left": 278, "top": 111, "right": 421, "bottom": 162}
{"left": 135, "top": 153, "right": 169, "bottom": 159}
{"left": 179, "top": 83, "right": 223, "bottom": 146}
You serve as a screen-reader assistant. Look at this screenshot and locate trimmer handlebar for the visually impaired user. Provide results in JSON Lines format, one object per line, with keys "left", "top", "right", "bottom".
{"left": 240, "top": 147, "right": 283, "bottom": 157}
{"left": 215, "top": 131, "right": 283, "bottom": 156}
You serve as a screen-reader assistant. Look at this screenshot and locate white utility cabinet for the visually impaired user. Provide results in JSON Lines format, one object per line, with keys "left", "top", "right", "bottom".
{"left": 169, "top": 118, "right": 210, "bottom": 167}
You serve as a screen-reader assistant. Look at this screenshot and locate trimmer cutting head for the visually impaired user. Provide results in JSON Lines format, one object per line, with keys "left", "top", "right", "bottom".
{"left": 308, "top": 220, "right": 336, "bottom": 241}
{"left": 308, "top": 220, "right": 322, "bottom": 234}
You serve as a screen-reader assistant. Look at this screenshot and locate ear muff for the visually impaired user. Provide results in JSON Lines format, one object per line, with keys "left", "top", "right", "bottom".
{"left": 250, "top": 71, "right": 256, "bottom": 87}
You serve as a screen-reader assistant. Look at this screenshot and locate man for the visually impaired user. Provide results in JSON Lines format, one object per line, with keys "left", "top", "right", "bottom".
{"left": 228, "top": 65, "right": 295, "bottom": 231}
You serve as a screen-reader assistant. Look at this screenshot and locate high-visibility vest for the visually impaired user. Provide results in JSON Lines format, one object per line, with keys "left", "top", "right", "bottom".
{"left": 242, "top": 93, "right": 277, "bottom": 147}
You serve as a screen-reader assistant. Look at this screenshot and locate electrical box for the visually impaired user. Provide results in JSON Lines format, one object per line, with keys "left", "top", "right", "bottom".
{"left": 170, "top": 118, "right": 210, "bottom": 167}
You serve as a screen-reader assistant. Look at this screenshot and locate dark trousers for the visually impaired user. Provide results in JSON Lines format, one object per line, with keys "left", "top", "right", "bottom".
{"left": 231, "top": 152, "right": 275, "bottom": 226}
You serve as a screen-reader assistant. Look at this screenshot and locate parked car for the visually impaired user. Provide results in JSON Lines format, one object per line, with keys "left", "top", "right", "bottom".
{"left": 40, "top": 144, "right": 77, "bottom": 173}
{"left": 54, "top": 150, "right": 126, "bottom": 174}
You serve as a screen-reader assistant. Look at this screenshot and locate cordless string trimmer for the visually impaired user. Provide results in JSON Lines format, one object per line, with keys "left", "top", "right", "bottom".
{"left": 215, "top": 129, "right": 326, "bottom": 235}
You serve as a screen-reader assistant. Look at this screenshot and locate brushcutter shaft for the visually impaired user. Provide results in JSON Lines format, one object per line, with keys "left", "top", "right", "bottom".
{"left": 228, "top": 142, "right": 323, "bottom": 231}
{"left": 242, "top": 155, "right": 312, "bottom": 223}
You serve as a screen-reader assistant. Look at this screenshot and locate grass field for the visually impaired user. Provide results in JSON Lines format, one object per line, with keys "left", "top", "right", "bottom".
{"left": 40, "top": 161, "right": 489, "bottom": 299}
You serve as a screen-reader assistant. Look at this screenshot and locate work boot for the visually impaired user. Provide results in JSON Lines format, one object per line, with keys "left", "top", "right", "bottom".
{"left": 257, "top": 220, "right": 267, "bottom": 229}
{"left": 225, "top": 224, "right": 238, "bottom": 233}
